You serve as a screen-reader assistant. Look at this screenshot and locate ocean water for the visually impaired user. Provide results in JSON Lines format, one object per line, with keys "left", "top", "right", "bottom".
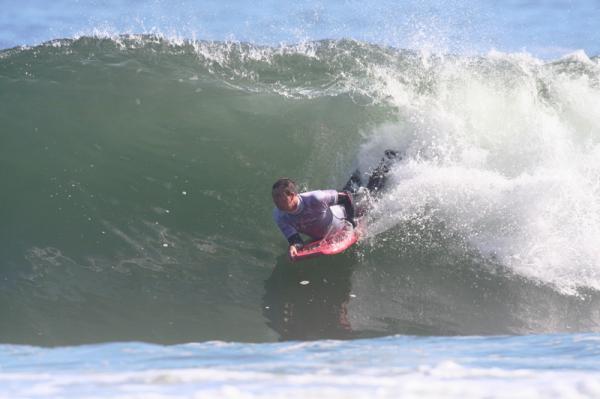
{"left": 2, "top": 334, "right": 600, "bottom": 399}
{"left": 1, "top": 1, "right": 600, "bottom": 398}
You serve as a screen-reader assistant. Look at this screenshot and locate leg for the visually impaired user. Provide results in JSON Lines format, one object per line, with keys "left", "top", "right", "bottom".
{"left": 342, "top": 169, "right": 362, "bottom": 194}
{"left": 366, "top": 150, "right": 400, "bottom": 194}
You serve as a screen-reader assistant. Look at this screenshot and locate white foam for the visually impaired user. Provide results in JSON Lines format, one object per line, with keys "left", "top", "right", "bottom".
{"left": 560, "top": 49, "right": 593, "bottom": 64}
{"left": 360, "top": 52, "right": 600, "bottom": 295}
{"left": 1, "top": 364, "right": 599, "bottom": 399}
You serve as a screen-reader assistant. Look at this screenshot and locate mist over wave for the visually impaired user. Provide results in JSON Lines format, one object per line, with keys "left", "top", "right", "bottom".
{"left": 1, "top": 36, "right": 600, "bottom": 344}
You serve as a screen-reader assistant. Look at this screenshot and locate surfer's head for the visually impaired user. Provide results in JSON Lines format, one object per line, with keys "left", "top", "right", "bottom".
{"left": 272, "top": 178, "right": 299, "bottom": 212}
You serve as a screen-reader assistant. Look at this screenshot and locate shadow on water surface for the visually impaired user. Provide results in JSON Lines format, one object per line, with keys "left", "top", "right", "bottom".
{"left": 262, "top": 253, "right": 359, "bottom": 341}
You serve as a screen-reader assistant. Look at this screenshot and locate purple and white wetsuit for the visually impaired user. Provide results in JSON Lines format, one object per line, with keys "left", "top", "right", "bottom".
{"left": 273, "top": 190, "right": 348, "bottom": 243}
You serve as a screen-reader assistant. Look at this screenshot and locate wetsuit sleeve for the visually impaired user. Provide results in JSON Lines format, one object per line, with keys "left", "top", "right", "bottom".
{"left": 273, "top": 208, "right": 303, "bottom": 246}
{"left": 287, "top": 233, "right": 304, "bottom": 247}
{"left": 337, "top": 191, "right": 356, "bottom": 227}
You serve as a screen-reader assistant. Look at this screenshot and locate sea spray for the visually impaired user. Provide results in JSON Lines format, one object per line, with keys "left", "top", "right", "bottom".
{"left": 360, "top": 50, "right": 600, "bottom": 295}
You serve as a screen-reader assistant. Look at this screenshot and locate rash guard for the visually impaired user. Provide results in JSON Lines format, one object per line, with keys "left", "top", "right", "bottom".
{"left": 273, "top": 190, "right": 351, "bottom": 244}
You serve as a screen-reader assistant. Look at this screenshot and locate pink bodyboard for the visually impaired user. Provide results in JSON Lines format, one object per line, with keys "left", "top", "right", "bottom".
{"left": 291, "top": 221, "right": 363, "bottom": 261}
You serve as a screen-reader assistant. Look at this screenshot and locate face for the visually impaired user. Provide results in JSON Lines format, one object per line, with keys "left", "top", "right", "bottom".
{"left": 273, "top": 192, "right": 299, "bottom": 212}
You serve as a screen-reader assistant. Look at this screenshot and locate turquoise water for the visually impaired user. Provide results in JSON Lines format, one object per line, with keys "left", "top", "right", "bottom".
{"left": 2, "top": 1, "right": 600, "bottom": 398}
{"left": 3, "top": 36, "right": 600, "bottom": 345}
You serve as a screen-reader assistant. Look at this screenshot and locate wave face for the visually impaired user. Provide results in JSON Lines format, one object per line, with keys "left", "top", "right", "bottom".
{"left": 1, "top": 36, "right": 600, "bottom": 345}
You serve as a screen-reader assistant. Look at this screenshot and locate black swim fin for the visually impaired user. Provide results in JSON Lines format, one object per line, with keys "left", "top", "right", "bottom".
{"left": 366, "top": 149, "right": 401, "bottom": 193}
{"left": 342, "top": 169, "right": 362, "bottom": 194}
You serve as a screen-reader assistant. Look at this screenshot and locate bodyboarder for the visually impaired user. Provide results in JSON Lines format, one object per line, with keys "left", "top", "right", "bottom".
{"left": 272, "top": 150, "right": 399, "bottom": 259}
